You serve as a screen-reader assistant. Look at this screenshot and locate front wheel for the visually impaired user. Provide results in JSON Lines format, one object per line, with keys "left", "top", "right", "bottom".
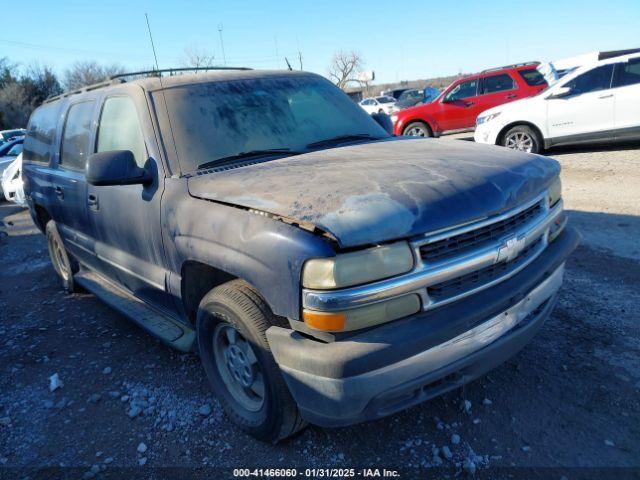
{"left": 403, "top": 121, "right": 433, "bottom": 137}
{"left": 501, "top": 125, "right": 542, "bottom": 154}
{"left": 197, "top": 280, "right": 306, "bottom": 442}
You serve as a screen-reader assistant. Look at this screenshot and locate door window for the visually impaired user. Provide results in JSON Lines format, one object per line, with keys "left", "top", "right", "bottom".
{"left": 97, "top": 96, "right": 147, "bottom": 167}
{"left": 612, "top": 58, "right": 640, "bottom": 88}
{"left": 60, "top": 101, "right": 95, "bottom": 170}
{"left": 566, "top": 65, "right": 614, "bottom": 95}
{"left": 481, "top": 73, "right": 515, "bottom": 94}
{"left": 444, "top": 79, "right": 478, "bottom": 102}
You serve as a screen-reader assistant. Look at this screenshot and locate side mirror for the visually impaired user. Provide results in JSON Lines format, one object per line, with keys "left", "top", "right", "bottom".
{"left": 86, "top": 150, "right": 151, "bottom": 186}
{"left": 370, "top": 112, "right": 393, "bottom": 134}
{"left": 547, "top": 86, "right": 572, "bottom": 99}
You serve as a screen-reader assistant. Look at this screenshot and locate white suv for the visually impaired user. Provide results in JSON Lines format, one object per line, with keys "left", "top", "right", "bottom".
{"left": 474, "top": 53, "right": 640, "bottom": 153}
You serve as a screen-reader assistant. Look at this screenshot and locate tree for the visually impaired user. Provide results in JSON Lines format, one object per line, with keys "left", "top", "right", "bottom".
{"left": 0, "top": 82, "right": 30, "bottom": 128}
{"left": 180, "top": 46, "right": 216, "bottom": 69}
{"left": 63, "top": 61, "right": 125, "bottom": 90}
{"left": 327, "top": 51, "right": 364, "bottom": 90}
{"left": 22, "top": 64, "right": 62, "bottom": 105}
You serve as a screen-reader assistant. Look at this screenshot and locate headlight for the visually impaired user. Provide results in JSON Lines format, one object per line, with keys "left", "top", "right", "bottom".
{"left": 549, "top": 176, "right": 562, "bottom": 207}
{"left": 476, "top": 112, "right": 501, "bottom": 126}
{"left": 302, "top": 241, "right": 414, "bottom": 290}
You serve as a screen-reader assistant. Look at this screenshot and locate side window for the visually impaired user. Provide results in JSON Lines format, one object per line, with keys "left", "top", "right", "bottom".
{"left": 566, "top": 64, "right": 614, "bottom": 95}
{"left": 444, "top": 79, "right": 478, "bottom": 102}
{"left": 96, "top": 96, "right": 147, "bottom": 167}
{"left": 23, "top": 103, "right": 60, "bottom": 164}
{"left": 481, "top": 73, "right": 516, "bottom": 94}
{"left": 518, "top": 69, "right": 547, "bottom": 87}
{"left": 612, "top": 58, "right": 640, "bottom": 88}
{"left": 60, "top": 101, "right": 95, "bottom": 171}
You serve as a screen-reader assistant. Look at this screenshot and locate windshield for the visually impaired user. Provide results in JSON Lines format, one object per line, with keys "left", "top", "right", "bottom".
{"left": 376, "top": 96, "right": 395, "bottom": 103}
{"left": 155, "top": 75, "right": 389, "bottom": 172}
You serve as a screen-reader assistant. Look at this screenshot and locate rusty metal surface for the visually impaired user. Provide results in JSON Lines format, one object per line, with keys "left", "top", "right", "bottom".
{"left": 187, "top": 138, "right": 560, "bottom": 249}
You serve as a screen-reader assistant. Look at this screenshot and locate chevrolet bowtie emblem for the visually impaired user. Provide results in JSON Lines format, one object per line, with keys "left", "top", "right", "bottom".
{"left": 497, "top": 236, "right": 526, "bottom": 263}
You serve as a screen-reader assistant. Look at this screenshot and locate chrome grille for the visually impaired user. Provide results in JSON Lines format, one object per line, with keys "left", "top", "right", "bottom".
{"left": 420, "top": 202, "right": 543, "bottom": 263}
{"left": 427, "top": 238, "right": 543, "bottom": 300}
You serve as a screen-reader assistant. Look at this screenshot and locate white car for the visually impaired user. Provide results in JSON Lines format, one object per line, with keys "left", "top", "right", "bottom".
{"left": 359, "top": 96, "right": 397, "bottom": 115}
{"left": 2, "top": 153, "right": 25, "bottom": 206}
{"left": 474, "top": 52, "right": 640, "bottom": 153}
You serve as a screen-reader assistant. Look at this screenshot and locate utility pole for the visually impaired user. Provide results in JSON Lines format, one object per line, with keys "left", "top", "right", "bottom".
{"left": 218, "top": 23, "right": 227, "bottom": 65}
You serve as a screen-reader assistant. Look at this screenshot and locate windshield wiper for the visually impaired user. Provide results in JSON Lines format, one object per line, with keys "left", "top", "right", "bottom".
{"left": 197, "top": 149, "right": 301, "bottom": 170}
{"left": 306, "top": 133, "right": 382, "bottom": 149}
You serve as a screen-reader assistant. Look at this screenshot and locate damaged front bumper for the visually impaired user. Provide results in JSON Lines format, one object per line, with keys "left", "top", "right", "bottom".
{"left": 266, "top": 227, "right": 580, "bottom": 427}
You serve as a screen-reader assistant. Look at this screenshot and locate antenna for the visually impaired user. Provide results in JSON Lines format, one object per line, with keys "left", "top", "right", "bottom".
{"left": 145, "top": 13, "right": 179, "bottom": 169}
{"left": 218, "top": 23, "right": 227, "bottom": 65}
{"left": 296, "top": 36, "right": 303, "bottom": 70}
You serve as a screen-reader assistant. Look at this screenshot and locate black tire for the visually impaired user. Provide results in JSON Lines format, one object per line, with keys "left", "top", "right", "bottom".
{"left": 197, "top": 279, "right": 306, "bottom": 443}
{"left": 500, "top": 125, "right": 542, "bottom": 154}
{"left": 378, "top": 108, "right": 384, "bottom": 114}
{"left": 403, "top": 121, "right": 433, "bottom": 137}
{"left": 46, "top": 220, "right": 80, "bottom": 293}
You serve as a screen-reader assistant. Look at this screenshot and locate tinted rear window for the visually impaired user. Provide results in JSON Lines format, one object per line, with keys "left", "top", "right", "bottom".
{"left": 518, "top": 69, "right": 547, "bottom": 87}
{"left": 23, "top": 103, "right": 60, "bottom": 164}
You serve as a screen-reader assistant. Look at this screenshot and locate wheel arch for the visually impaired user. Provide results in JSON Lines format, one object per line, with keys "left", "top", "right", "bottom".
{"left": 181, "top": 260, "right": 239, "bottom": 324}
{"left": 32, "top": 203, "right": 52, "bottom": 234}
{"left": 496, "top": 121, "right": 544, "bottom": 147}
{"left": 401, "top": 118, "right": 436, "bottom": 136}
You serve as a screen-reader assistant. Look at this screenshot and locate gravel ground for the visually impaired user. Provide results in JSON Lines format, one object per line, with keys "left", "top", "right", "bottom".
{"left": 1, "top": 140, "right": 639, "bottom": 480}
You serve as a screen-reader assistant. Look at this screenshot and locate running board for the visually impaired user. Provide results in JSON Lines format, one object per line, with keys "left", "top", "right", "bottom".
{"left": 75, "top": 269, "right": 195, "bottom": 352}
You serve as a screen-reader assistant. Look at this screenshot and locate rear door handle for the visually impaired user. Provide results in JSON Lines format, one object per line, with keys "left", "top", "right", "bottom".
{"left": 88, "top": 194, "right": 99, "bottom": 211}
{"left": 506, "top": 94, "right": 518, "bottom": 99}
{"left": 54, "top": 186, "right": 64, "bottom": 199}
{"left": 598, "top": 94, "right": 613, "bottom": 99}
{"left": 464, "top": 101, "right": 475, "bottom": 107}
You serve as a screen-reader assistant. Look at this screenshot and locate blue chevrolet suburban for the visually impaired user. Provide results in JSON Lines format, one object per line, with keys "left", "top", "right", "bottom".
{"left": 21, "top": 68, "right": 579, "bottom": 442}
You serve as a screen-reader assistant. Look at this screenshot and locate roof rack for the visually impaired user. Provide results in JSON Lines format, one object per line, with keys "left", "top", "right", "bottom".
{"left": 481, "top": 61, "right": 540, "bottom": 73}
{"left": 109, "top": 66, "right": 252, "bottom": 81}
{"left": 44, "top": 66, "right": 252, "bottom": 104}
{"left": 598, "top": 48, "right": 640, "bottom": 60}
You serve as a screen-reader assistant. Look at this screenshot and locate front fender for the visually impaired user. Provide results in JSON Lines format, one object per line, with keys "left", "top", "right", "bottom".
{"left": 161, "top": 178, "right": 336, "bottom": 320}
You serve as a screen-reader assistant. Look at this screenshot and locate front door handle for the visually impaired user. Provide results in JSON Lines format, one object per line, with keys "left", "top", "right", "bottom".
{"left": 598, "top": 94, "right": 613, "bottom": 99}
{"left": 54, "top": 186, "right": 64, "bottom": 199}
{"left": 506, "top": 93, "right": 518, "bottom": 99}
{"left": 88, "top": 194, "right": 99, "bottom": 211}
{"left": 464, "top": 101, "right": 475, "bottom": 107}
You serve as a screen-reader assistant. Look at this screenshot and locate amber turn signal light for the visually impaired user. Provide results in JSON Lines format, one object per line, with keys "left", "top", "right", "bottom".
{"left": 302, "top": 310, "right": 345, "bottom": 332}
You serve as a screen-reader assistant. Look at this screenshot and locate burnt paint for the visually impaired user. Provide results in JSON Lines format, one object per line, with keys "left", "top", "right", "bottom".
{"left": 187, "top": 138, "right": 560, "bottom": 249}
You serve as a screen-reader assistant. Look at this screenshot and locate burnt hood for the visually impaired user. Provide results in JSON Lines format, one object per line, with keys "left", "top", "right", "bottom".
{"left": 187, "top": 138, "right": 560, "bottom": 249}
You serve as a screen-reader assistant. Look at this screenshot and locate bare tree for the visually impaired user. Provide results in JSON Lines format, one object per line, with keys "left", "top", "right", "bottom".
{"left": 180, "top": 46, "right": 216, "bottom": 69}
{"left": 22, "top": 63, "right": 62, "bottom": 104}
{"left": 0, "top": 82, "right": 30, "bottom": 127}
{"left": 327, "top": 51, "right": 364, "bottom": 90}
{"left": 63, "top": 61, "right": 125, "bottom": 90}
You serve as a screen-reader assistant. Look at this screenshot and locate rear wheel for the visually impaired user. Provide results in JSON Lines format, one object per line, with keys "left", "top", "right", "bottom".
{"left": 46, "top": 220, "right": 80, "bottom": 293}
{"left": 197, "top": 280, "right": 306, "bottom": 442}
{"left": 501, "top": 125, "right": 541, "bottom": 154}
{"left": 403, "top": 121, "right": 433, "bottom": 137}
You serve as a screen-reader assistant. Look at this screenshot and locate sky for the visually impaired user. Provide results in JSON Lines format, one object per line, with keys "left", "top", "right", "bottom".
{"left": 2, "top": 0, "right": 639, "bottom": 85}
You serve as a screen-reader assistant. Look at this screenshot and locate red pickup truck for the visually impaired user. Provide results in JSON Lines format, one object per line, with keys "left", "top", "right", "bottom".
{"left": 392, "top": 62, "right": 548, "bottom": 137}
